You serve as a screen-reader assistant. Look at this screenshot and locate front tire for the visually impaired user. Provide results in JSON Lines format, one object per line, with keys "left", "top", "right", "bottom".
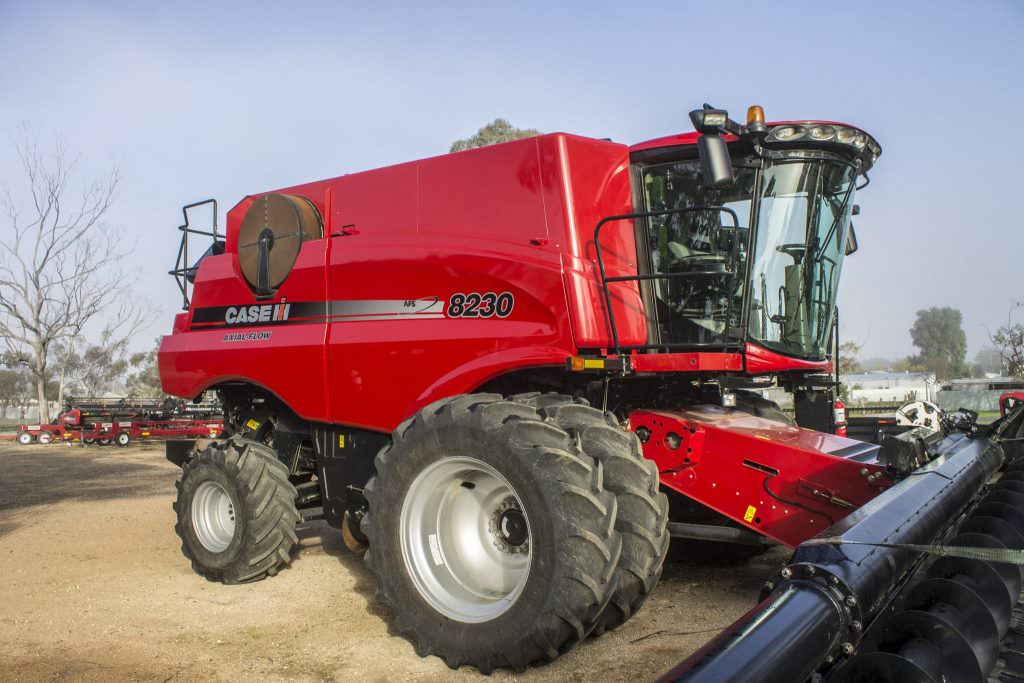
{"left": 511, "top": 393, "right": 670, "bottom": 635}
{"left": 174, "top": 438, "right": 300, "bottom": 583}
{"left": 17, "top": 431, "right": 33, "bottom": 445}
{"left": 115, "top": 432, "right": 131, "bottom": 447}
{"left": 38, "top": 432, "right": 53, "bottom": 445}
{"left": 362, "top": 394, "right": 621, "bottom": 673}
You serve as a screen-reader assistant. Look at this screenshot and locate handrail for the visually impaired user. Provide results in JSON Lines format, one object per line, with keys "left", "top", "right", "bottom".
{"left": 593, "top": 205, "right": 740, "bottom": 356}
{"left": 168, "top": 199, "right": 219, "bottom": 309}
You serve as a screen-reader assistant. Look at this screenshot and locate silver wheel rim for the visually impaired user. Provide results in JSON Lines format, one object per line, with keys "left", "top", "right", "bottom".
{"left": 38, "top": 434, "right": 51, "bottom": 444}
{"left": 18, "top": 433, "right": 30, "bottom": 444}
{"left": 400, "top": 456, "right": 531, "bottom": 623}
{"left": 191, "top": 481, "right": 237, "bottom": 553}
{"left": 117, "top": 433, "right": 129, "bottom": 445}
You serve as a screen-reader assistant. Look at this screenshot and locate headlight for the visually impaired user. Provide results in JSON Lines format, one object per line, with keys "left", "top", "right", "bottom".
{"left": 809, "top": 125, "right": 835, "bottom": 141}
{"left": 771, "top": 125, "right": 804, "bottom": 141}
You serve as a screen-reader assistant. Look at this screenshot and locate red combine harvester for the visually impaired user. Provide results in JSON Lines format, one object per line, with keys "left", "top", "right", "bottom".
{"left": 16, "top": 397, "right": 222, "bottom": 446}
{"left": 159, "top": 105, "right": 1024, "bottom": 680}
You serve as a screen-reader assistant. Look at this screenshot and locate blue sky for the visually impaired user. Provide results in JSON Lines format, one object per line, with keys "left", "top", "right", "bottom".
{"left": 1, "top": 0, "right": 1021, "bottom": 360}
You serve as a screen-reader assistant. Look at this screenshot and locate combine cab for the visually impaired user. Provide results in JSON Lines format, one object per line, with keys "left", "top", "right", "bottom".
{"left": 159, "top": 105, "right": 1024, "bottom": 679}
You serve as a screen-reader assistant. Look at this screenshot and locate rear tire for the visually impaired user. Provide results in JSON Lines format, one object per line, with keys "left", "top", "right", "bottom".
{"left": 362, "top": 394, "right": 621, "bottom": 673}
{"left": 38, "top": 432, "right": 53, "bottom": 445}
{"left": 115, "top": 432, "right": 131, "bottom": 448}
{"left": 511, "top": 392, "right": 670, "bottom": 635}
{"left": 17, "top": 431, "right": 32, "bottom": 445}
{"left": 174, "top": 437, "right": 300, "bottom": 583}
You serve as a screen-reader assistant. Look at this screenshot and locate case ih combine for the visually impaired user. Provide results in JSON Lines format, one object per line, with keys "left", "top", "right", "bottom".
{"left": 159, "top": 105, "right": 1024, "bottom": 681}
{"left": 15, "top": 397, "right": 222, "bottom": 446}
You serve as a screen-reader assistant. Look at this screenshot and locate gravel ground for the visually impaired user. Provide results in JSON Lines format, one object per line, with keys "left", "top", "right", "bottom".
{"left": 0, "top": 442, "right": 788, "bottom": 682}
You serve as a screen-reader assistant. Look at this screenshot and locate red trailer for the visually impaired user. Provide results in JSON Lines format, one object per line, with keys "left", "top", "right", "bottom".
{"left": 16, "top": 416, "right": 223, "bottom": 446}
{"left": 16, "top": 398, "right": 223, "bottom": 446}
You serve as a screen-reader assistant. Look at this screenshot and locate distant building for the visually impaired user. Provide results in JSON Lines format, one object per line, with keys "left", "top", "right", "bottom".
{"left": 843, "top": 371, "right": 938, "bottom": 405}
{"left": 938, "top": 377, "right": 1024, "bottom": 412}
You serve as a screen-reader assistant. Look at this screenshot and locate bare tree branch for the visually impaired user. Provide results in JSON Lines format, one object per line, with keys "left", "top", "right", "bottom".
{"left": 0, "top": 125, "right": 137, "bottom": 421}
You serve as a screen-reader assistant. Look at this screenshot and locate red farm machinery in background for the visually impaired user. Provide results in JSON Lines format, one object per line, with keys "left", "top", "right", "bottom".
{"left": 16, "top": 396, "right": 222, "bottom": 446}
{"left": 157, "top": 104, "right": 1024, "bottom": 681}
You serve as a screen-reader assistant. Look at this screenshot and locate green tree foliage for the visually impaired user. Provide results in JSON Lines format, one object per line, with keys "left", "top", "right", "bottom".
{"left": 909, "top": 307, "right": 967, "bottom": 380}
{"left": 125, "top": 337, "right": 165, "bottom": 398}
{"left": 53, "top": 331, "right": 130, "bottom": 400}
{"left": 0, "top": 367, "right": 29, "bottom": 411}
{"left": 449, "top": 119, "right": 541, "bottom": 153}
{"left": 837, "top": 340, "right": 863, "bottom": 376}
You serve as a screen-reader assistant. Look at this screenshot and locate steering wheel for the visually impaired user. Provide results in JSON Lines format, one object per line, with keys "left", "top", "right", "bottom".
{"left": 776, "top": 243, "right": 809, "bottom": 263}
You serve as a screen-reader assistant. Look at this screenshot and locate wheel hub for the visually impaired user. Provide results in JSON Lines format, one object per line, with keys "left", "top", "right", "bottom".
{"left": 191, "top": 480, "right": 237, "bottom": 553}
{"left": 490, "top": 499, "right": 529, "bottom": 553}
{"left": 400, "top": 456, "right": 532, "bottom": 623}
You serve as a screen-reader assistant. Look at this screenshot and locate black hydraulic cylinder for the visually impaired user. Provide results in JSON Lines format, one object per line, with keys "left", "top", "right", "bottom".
{"left": 660, "top": 432, "right": 1003, "bottom": 683}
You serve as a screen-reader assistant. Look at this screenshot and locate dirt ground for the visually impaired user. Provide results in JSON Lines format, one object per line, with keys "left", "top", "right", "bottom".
{"left": 0, "top": 443, "right": 788, "bottom": 682}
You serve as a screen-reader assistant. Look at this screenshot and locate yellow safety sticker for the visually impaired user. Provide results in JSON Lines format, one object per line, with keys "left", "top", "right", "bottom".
{"left": 338, "top": 434, "right": 345, "bottom": 448}
{"left": 743, "top": 505, "right": 757, "bottom": 523}
{"left": 583, "top": 359, "right": 606, "bottom": 369}
{"left": 245, "top": 419, "right": 261, "bottom": 430}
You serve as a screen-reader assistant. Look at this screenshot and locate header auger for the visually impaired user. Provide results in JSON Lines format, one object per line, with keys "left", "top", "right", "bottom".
{"left": 159, "top": 104, "right": 1024, "bottom": 680}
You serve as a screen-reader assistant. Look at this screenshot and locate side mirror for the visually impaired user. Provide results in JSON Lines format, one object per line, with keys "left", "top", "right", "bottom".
{"left": 697, "top": 134, "right": 735, "bottom": 188}
{"left": 845, "top": 224, "right": 859, "bottom": 256}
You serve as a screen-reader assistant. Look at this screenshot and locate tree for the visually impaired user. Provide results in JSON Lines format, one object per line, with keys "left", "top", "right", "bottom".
{"left": 837, "top": 340, "right": 863, "bottom": 377}
{"left": 449, "top": 119, "right": 541, "bottom": 153}
{"left": 992, "top": 303, "right": 1024, "bottom": 379}
{"left": 0, "top": 366, "right": 28, "bottom": 412}
{"left": 125, "top": 337, "right": 165, "bottom": 398}
{"left": 909, "top": 307, "right": 967, "bottom": 380}
{"left": 974, "top": 347, "right": 1005, "bottom": 376}
{"left": 53, "top": 329, "right": 130, "bottom": 401}
{"left": 0, "top": 127, "right": 140, "bottom": 422}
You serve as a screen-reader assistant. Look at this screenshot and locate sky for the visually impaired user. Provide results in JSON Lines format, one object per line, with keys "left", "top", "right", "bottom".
{"left": 1, "top": 0, "right": 1021, "bottom": 361}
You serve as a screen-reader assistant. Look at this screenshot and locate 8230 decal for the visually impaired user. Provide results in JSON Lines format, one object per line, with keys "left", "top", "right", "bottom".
{"left": 446, "top": 292, "right": 514, "bottom": 318}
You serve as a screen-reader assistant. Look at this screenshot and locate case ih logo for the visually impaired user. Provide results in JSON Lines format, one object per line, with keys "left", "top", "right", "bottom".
{"left": 224, "top": 300, "right": 291, "bottom": 326}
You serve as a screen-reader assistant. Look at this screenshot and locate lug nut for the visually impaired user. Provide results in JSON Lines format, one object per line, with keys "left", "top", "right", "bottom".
{"left": 780, "top": 568, "right": 793, "bottom": 579}
{"left": 841, "top": 643, "right": 855, "bottom": 656}
{"left": 828, "top": 576, "right": 839, "bottom": 586}
{"left": 850, "top": 621, "right": 862, "bottom": 633}
{"left": 763, "top": 581, "right": 775, "bottom": 592}
{"left": 844, "top": 596, "right": 857, "bottom": 607}
{"left": 804, "top": 565, "right": 816, "bottom": 576}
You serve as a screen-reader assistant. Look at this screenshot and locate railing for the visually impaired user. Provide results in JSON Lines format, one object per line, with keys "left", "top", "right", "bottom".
{"left": 168, "top": 199, "right": 219, "bottom": 309}
{"left": 592, "top": 205, "right": 742, "bottom": 356}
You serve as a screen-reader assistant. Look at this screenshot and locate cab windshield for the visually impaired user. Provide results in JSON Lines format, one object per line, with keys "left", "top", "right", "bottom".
{"left": 638, "top": 155, "right": 856, "bottom": 359}
{"left": 748, "top": 159, "right": 856, "bottom": 358}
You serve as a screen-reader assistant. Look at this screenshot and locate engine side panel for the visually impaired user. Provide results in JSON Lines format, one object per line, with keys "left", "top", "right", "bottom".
{"left": 159, "top": 133, "right": 643, "bottom": 429}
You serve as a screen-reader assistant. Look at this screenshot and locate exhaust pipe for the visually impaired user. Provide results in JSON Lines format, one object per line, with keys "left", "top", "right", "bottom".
{"left": 659, "top": 431, "right": 1005, "bottom": 683}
